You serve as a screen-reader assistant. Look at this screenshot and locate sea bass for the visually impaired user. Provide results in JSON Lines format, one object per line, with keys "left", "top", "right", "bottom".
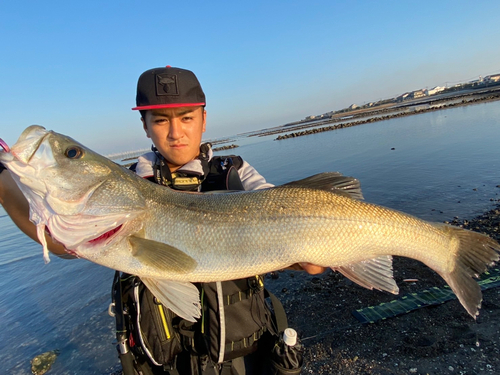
{"left": 1, "top": 125, "right": 499, "bottom": 322}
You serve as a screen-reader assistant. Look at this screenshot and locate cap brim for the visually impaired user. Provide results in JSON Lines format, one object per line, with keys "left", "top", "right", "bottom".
{"left": 132, "top": 103, "right": 205, "bottom": 110}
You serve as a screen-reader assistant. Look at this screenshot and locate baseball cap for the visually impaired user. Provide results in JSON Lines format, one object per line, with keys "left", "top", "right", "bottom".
{"left": 132, "top": 66, "right": 206, "bottom": 110}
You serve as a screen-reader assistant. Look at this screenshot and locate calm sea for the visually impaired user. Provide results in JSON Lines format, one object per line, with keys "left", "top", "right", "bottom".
{"left": 1, "top": 101, "right": 500, "bottom": 374}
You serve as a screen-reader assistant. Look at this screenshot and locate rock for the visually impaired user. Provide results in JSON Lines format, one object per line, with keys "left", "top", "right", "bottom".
{"left": 31, "top": 350, "right": 59, "bottom": 375}
{"left": 212, "top": 144, "right": 239, "bottom": 152}
{"left": 270, "top": 272, "right": 279, "bottom": 280}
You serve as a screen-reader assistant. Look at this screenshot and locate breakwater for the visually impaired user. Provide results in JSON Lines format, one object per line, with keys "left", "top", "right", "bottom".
{"left": 274, "top": 90, "right": 500, "bottom": 141}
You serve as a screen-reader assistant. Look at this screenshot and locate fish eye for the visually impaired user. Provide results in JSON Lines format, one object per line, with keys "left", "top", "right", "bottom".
{"left": 65, "top": 146, "right": 84, "bottom": 159}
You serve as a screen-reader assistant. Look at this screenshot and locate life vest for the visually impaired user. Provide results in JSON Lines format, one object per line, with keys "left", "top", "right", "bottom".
{"left": 145, "top": 143, "right": 245, "bottom": 192}
{"left": 112, "top": 149, "right": 287, "bottom": 375}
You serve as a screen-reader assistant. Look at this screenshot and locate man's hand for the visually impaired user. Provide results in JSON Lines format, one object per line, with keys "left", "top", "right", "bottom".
{"left": 300, "top": 263, "right": 326, "bottom": 275}
{"left": 287, "top": 263, "right": 326, "bottom": 274}
{"left": 0, "top": 170, "right": 69, "bottom": 257}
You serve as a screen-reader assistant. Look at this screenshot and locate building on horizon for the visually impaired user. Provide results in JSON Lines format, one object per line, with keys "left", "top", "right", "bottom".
{"left": 425, "top": 86, "right": 446, "bottom": 96}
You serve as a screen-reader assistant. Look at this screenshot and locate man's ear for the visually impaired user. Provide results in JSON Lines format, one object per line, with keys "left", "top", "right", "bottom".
{"left": 202, "top": 109, "right": 207, "bottom": 133}
{"left": 141, "top": 117, "right": 151, "bottom": 138}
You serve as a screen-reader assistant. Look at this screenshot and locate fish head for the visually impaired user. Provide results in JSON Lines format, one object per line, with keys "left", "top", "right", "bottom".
{"left": 0, "top": 125, "right": 147, "bottom": 256}
{"left": 6, "top": 126, "right": 115, "bottom": 208}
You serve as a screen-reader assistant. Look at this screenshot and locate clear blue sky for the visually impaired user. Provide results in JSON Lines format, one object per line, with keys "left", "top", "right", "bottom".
{"left": 1, "top": 1, "right": 499, "bottom": 154}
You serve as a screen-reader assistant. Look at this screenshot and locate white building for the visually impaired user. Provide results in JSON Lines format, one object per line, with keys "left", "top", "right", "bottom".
{"left": 396, "top": 92, "right": 410, "bottom": 102}
{"left": 425, "top": 86, "right": 445, "bottom": 96}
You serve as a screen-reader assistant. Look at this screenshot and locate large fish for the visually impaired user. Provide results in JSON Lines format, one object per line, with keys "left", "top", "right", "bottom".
{"left": 1, "top": 125, "right": 499, "bottom": 322}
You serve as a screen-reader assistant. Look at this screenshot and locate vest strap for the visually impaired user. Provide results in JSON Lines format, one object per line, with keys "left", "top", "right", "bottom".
{"left": 223, "top": 275, "right": 264, "bottom": 305}
{"left": 224, "top": 289, "right": 255, "bottom": 306}
{"left": 225, "top": 326, "right": 267, "bottom": 353}
{"left": 265, "top": 289, "right": 288, "bottom": 335}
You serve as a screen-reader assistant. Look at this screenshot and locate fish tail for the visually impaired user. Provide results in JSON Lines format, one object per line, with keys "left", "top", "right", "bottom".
{"left": 437, "top": 224, "right": 500, "bottom": 318}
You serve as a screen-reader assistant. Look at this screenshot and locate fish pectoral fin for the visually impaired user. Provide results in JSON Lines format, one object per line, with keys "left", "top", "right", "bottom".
{"left": 142, "top": 277, "right": 201, "bottom": 322}
{"left": 333, "top": 256, "right": 399, "bottom": 294}
{"left": 282, "top": 172, "right": 364, "bottom": 200}
{"left": 128, "top": 236, "right": 197, "bottom": 273}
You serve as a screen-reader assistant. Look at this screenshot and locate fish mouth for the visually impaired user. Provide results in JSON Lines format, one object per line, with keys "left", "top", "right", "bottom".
{"left": 10, "top": 126, "right": 50, "bottom": 164}
{"left": 88, "top": 224, "right": 123, "bottom": 245}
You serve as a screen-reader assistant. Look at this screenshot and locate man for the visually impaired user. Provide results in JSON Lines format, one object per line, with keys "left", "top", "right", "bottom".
{"left": 0, "top": 66, "right": 324, "bottom": 374}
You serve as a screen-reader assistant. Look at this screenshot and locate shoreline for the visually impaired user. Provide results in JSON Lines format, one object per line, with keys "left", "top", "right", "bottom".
{"left": 233, "top": 86, "right": 500, "bottom": 142}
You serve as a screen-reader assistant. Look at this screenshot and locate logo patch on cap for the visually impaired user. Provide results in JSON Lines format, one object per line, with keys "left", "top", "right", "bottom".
{"left": 156, "top": 74, "right": 179, "bottom": 96}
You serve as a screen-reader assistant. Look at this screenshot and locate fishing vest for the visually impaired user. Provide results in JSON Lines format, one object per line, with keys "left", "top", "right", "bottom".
{"left": 112, "top": 151, "right": 282, "bottom": 375}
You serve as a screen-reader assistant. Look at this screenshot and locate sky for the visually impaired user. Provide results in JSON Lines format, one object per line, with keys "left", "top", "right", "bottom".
{"left": 1, "top": 1, "right": 499, "bottom": 154}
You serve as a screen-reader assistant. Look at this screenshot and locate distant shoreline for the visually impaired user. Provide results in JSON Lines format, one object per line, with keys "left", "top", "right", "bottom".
{"left": 246, "top": 86, "right": 500, "bottom": 141}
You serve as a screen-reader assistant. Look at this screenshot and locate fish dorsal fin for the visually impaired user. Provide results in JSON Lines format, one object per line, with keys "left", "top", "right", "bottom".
{"left": 142, "top": 277, "right": 201, "bottom": 322}
{"left": 333, "top": 256, "right": 399, "bottom": 294}
{"left": 128, "top": 236, "right": 197, "bottom": 273}
{"left": 282, "top": 172, "right": 364, "bottom": 200}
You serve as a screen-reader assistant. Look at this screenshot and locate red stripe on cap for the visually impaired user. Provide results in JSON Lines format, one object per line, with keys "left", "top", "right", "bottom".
{"left": 132, "top": 103, "right": 205, "bottom": 110}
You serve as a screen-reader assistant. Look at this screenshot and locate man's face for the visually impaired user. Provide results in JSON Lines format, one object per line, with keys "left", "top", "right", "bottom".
{"left": 142, "top": 106, "right": 206, "bottom": 171}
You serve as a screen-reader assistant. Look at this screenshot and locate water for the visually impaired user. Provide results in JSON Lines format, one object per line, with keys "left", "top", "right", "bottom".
{"left": 1, "top": 101, "right": 500, "bottom": 374}
{"left": 0, "top": 210, "right": 117, "bottom": 374}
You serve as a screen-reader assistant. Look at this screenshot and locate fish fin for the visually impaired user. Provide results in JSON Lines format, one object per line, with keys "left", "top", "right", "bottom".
{"left": 142, "top": 277, "right": 201, "bottom": 322}
{"left": 435, "top": 224, "right": 500, "bottom": 318}
{"left": 128, "top": 236, "right": 197, "bottom": 273}
{"left": 333, "top": 255, "right": 399, "bottom": 294}
{"left": 36, "top": 223, "right": 51, "bottom": 264}
{"left": 282, "top": 172, "right": 364, "bottom": 200}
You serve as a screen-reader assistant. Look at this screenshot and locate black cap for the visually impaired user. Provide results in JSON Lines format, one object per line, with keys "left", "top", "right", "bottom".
{"left": 132, "top": 66, "right": 206, "bottom": 110}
